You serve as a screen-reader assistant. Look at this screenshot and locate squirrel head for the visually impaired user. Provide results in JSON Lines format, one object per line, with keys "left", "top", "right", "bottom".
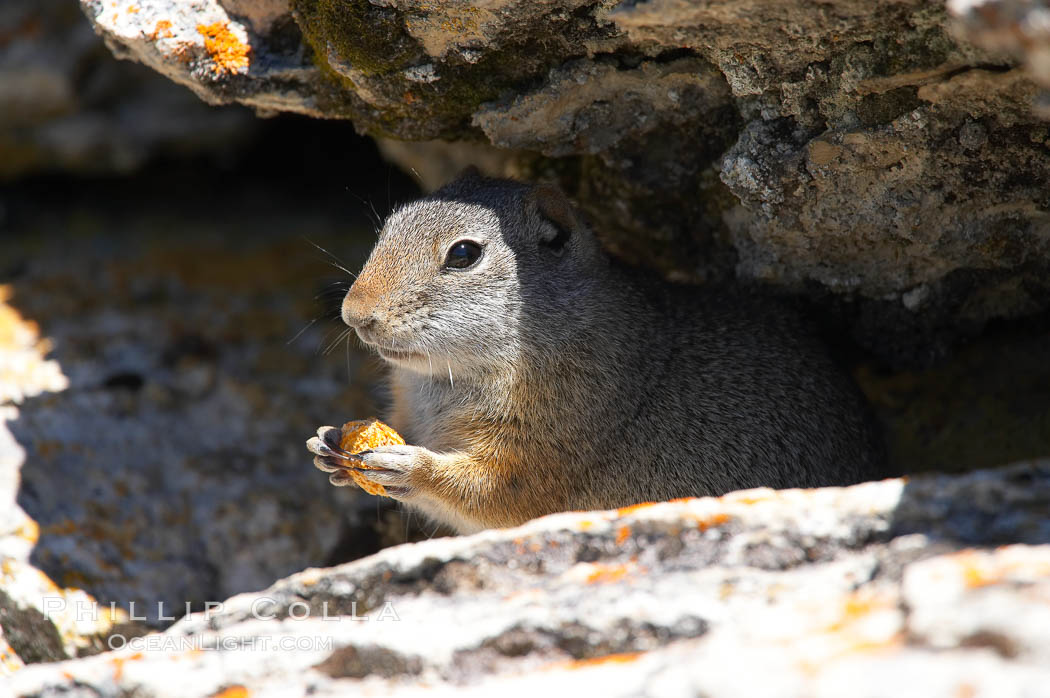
{"left": 341, "top": 171, "right": 606, "bottom": 377}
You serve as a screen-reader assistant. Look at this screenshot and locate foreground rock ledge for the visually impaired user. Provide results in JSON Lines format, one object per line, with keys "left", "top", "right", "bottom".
{"left": 12, "top": 462, "right": 1050, "bottom": 697}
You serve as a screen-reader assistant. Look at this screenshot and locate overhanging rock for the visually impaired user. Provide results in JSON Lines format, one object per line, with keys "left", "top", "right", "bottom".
{"left": 77, "top": 0, "right": 1050, "bottom": 362}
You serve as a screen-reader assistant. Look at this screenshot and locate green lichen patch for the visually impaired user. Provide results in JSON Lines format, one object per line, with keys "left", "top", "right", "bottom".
{"left": 289, "top": 0, "right": 627, "bottom": 139}
{"left": 292, "top": 0, "right": 423, "bottom": 77}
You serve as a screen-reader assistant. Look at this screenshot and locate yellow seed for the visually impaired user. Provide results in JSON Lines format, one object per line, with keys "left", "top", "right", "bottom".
{"left": 338, "top": 418, "right": 405, "bottom": 497}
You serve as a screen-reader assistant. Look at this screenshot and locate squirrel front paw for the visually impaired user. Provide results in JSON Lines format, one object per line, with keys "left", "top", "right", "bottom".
{"left": 351, "top": 445, "right": 428, "bottom": 498}
{"left": 306, "top": 426, "right": 426, "bottom": 499}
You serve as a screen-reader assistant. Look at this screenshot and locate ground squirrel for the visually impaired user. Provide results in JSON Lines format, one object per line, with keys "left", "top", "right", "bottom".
{"left": 307, "top": 171, "right": 886, "bottom": 534}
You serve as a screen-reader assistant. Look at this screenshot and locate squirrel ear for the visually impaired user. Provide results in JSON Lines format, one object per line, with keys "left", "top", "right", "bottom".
{"left": 530, "top": 184, "right": 575, "bottom": 252}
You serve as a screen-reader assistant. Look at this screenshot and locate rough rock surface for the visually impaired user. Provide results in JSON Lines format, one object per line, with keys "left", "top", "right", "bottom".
{"left": 77, "top": 0, "right": 1050, "bottom": 362}
{"left": 10, "top": 462, "right": 1050, "bottom": 697}
{"left": 0, "top": 292, "right": 131, "bottom": 675}
{"left": 0, "top": 173, "right": 433, "bottom": 634}
{"left": 0, "top": 0, "right": 255, "bottom": 179}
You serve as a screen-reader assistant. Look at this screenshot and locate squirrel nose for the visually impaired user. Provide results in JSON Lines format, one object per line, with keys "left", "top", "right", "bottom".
{"left": 341, "top": 284, "right": 377, "bottom": 332}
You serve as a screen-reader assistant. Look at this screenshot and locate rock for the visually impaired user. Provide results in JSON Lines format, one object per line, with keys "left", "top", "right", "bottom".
{"left": 719, "top": 67, "right": 1050, "bottom": 300}
{"left": 373, "top": 138, "right": 521, "bottom": 193}
{"left": 9, "top": 462, "right": 1050, "bottom": 696}
{"left": 0, "top": 559, "right": 126, "bottom": 666}
{"left": 76, "top": 0, "right": 334, "bottom": 118}
{"left": 472, "top": 57, "right": 732, "bottom": 157}
{"left": 0, "top": 0, "right": 256, "bottom": 180}
{"left": 0, "top": 292, "right": 128, "bottom": 673}
{"left": 0, "top": 175, "right": 430, "bottom": 633}
{"left": 74, "top": 0, "right": 1050, "bottom": 363}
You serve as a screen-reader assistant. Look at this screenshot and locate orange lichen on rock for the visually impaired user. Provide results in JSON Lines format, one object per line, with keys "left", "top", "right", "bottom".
{"left": 615, "top": 501, "right": 658, "bottom": 517}
{"left": 584, "top": 563, "right": 631, "bottom": 585}
{"left": 111, "top": 652, "right": 143, "bottom": 681}
{"left": 149, "top": 20, "right": 173, "bottom": 40}
{"left": 695, "top": 512, "right": 731, "bottom": 531}
{"left": 722, "top": 488, "right": 778, "bottom": 505}
{"left": 210, "top": 686, "right": 250, "bottom": 698}
{"left": 0, "top": 285, "right": 36, "bottom": 349}
{"left": 953, "top": 547, "right": 1050, "bottom": 588}
{"left": 196, "top": 22, "right": 250, "bottom": 75}
{"left": 563, "top": 652, "right": 643, "bottom": 670}
{"left": 338, "top": 418, "right": 406, "bottom": 497}
{"left": 0, "top": 284, "right": 69, "bottom": 403}
{"left": 960, "top": 553, "right": 996, "bottom": 589}
{"left": 15, "top": 518, "right": 39, "bottom": 545}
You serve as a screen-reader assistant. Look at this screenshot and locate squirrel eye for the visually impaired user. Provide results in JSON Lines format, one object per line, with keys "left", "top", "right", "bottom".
{"left": 444, "top": 240, "right": 483, "bottom": 270}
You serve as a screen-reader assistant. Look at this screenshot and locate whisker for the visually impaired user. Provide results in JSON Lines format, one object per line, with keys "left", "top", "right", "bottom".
{"left": 317, "top": 279, "right": 351, "bottom": 290}
{"left": 287, "top": 316, "right": 320, "bottom": 345}
{"left": 302, "top": 237, "right": 358, "bottom": 279}
{"left": 345, "top": 332, "right": 352, "bottom": 384}
{"left": 323, "top": 328, "right": 353, "bottom": 356}
{"left": 315, "top": 286, "right": 350, "bottom": 301}
{"left": 328, "top": 329, "right": 353, "bottom": 356}
{"left": 369, "top": 199, "right": 382, "bottom": 228}
{"left": 323, "top": 260, "right": 358, "bottom": 278}
{"left": 344, "top": 186, "right": 382, "bottom": 229}
{"left": 315, "top": 323, "right": 345, "bottom": 356}
{"left": 446, "top": 360, "right": 454, "bottom": 390}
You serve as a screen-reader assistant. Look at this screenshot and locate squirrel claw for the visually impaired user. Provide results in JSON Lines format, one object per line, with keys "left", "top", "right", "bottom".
{"left": 329, "top": 468, "right": 410, "bottom": 498}
{"left": 313, "top": 454, "right": 351, "bottom": 473}
{"left": 306, "top": 433, "right": 357, "bottom": 461}
{"left": 306, "top": 426, "right": 347, "bottom": 454}
{"left": 317, "top": 426, "right": 342, "bottom": 449}
{"left": 328, "top": 471, "right": 356, "bottom": 487}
